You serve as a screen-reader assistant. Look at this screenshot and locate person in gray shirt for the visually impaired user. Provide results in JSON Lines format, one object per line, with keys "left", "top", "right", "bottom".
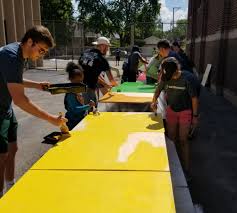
{"left": 0, "top": 26, "right": 67, "bottom": 197}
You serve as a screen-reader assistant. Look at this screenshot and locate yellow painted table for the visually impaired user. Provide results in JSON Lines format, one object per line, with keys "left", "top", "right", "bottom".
{"left": 0, "top": 112, "right": 176, "bottom": 212}
{"left": 0, "top": 170, "right": 175, "bottom": 213}
{"left": 99, "top": 92, "right": 153, "bottom": 103}
{"left": 31, "top": 112, "right": 169, "bottom": 171}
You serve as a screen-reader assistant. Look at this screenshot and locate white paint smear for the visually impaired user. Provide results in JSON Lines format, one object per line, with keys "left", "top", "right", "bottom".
{"left": 117, "top": 132, "right": 165, "bottom": 162}
{"left": 72, "top": 120, "right": 86, "bottom": 131}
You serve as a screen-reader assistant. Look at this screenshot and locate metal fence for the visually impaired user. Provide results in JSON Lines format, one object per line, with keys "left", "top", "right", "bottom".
{"left": 35, "top": 20, "right": 187, "bottom": 70}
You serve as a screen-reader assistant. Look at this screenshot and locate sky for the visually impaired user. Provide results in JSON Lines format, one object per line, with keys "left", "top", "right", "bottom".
{"left": 72, "top": 0, "right": 188, "bottom": 31}
{"left": 159, "top": 0, "right": 188, "bottom": 30}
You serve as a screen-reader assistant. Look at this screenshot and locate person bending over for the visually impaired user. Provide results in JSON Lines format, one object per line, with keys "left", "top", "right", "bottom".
{"left": 151, "top": 57, "right": 199, "bottom": 178}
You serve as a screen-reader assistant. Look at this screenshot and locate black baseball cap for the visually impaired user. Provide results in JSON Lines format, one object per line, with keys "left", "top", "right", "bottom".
{"left": 161, "top": 57, "right": 179, "bottom": 81}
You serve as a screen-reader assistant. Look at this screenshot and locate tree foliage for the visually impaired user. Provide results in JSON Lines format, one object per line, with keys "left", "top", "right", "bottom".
{"left": 40, "top": 0, "right": 74, "bottom": 21}
{"left": 162, "top": 19, "right": 188, "bottom": 41}
{"left": 172, "top": 19, "right": 187, "bottom": 40}
{"left": 40, "top": 0, "right": 75, "bottom": 45}
{"left": 76, "top": 0, "right": 161, "bottom": 46}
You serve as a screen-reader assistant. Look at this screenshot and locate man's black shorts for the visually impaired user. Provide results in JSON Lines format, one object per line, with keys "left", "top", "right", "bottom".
{"left": 0, "top": 112, "right": 18, "bottom": 153}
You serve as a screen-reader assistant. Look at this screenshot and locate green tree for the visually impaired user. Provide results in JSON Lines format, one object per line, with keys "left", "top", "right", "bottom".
{"left": 40, "top": 0, "right": 75, "bottom": 46}
{"left": 172, "top": 19, "right": 187, "bottom": 40}
{"left": 163, "top": 19, "right": 187, "bottom": 41}
{"left": 76, "top": 0, "right": 161, "bottom": 46}
{"left": 152, "top": 18, "right": 164, "bottom": 39}
{"left": 40, "top": 0, "right": 74, "bottom": 21}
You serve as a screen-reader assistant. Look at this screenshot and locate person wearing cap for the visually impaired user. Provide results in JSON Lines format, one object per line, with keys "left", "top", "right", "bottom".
{"left": 78, "top": 36, "right": 117, "bottom": 105}
{"left": 151, "top": 57, "right": 199, "bottom": 179}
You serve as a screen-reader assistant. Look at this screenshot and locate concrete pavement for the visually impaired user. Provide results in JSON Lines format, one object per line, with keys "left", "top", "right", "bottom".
{"left": 190, "top": 87, "right": 237, "bottom": 213}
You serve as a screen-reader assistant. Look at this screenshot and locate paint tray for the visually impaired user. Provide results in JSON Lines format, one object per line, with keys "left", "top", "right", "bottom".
{"left": 42, "top": 132, "right": 62, "bottom": 144}
{"left": 44, "top": 83, "right": 87, "bottom": 95}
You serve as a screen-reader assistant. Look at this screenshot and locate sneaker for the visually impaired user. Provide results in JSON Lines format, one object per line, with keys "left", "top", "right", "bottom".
{"left": 194, "top": 204, "right": 204, "bottom": 213}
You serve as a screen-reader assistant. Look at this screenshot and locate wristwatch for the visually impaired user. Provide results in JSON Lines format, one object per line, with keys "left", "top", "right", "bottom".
{"left": 193, "top": 113, "right": 199, "bottom": 117}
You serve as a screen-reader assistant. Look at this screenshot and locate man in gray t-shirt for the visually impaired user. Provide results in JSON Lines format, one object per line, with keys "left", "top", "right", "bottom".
{"left": 0, "top": 26, "right": 67, "bottom": 197}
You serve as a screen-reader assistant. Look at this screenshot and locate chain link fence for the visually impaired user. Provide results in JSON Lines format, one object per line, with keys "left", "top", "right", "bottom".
{"left": 35, "top": 20, "right": 187, "bottom": 70}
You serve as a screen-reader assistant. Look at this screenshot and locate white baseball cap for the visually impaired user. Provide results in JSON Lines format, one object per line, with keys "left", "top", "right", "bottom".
{"left": 92, "top": 36, "right": 111, "bottom": 46}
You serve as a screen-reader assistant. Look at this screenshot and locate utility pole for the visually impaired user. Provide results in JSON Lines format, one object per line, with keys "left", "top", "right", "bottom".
{"left": 162, "top": 22, "right": 164, "bottom": 38}
{"left": 172, "top": 7, "right": 181, "bottom": 31}
{"left": 130, "top": 24, "right": 135, "bottom": 47}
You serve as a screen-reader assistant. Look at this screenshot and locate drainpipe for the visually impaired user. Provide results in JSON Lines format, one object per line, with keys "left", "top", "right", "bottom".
{"left": 189, "top": 0, "right": 196, "bottom": 63}
{"left": 199, "top": 0, "right": 208, "bottom": 74}
{"left": 216, "top": 0, "right": 231, "bottom": 96}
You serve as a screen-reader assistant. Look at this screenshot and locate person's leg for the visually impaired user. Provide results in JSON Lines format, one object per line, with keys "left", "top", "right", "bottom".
{"left": 5, "top": 143, "right": 17, "bottom": 182}
{"left": 0, "top": 118, "right": 11, "bottom": 196}
{"left": 178, "top": 110, "right": 192, "bottom": 172}
{"left": 0, "top": 153, "right": 8, "bottom": 196}
{"left": 5, "top": 113, "right": 18, "bottom": 190}
{"left": 166, "top": 107, "right": 178, "bottom": 141}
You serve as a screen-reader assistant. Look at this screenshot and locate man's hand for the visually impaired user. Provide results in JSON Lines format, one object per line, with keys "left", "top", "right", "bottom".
{"left": 104, "top": 84, "right": 113, "bottom": 91}
{"left": 48, "top": 114, "right": 68, "bottom": 126}
{"left": 150, "top": 101, "right": 158, "bottom": 111}
{"left": 39, "top": 82, "right": 50, "bottom": 91}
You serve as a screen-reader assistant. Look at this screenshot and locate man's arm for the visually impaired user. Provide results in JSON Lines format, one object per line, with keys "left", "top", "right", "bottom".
{"left": 8, "top": 83, "right": 66, "bottom": 126}
{"left": 106, "top": 70, "right": 118, "bottom": 86}
{"left": 138, "top": 52, "right": 148, "bottom": 64}
{"left": 23, "top": 79, "right": 50, "bottom": 90}
{"left": 97, "top": 75, "right": 112, "bottom": 89}
{"left": 140, "top": 56, "right": 148, "bottom": 64}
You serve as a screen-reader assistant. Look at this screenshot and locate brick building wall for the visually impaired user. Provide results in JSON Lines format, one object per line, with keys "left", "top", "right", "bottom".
{"left": 0, "top": 0, "right": 40, "bottom": 46}
{"left": 187, "top": 0, "right": 237, "bottom": 106}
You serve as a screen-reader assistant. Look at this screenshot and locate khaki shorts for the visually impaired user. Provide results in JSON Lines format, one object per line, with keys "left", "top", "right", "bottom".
{"left": 0, "top": 112, "right": 18, "bottom": 153}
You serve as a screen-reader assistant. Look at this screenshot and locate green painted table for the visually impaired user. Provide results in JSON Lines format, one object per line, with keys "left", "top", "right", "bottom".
{"left": 99, "top": 82, "right": 156, "bottom": 103}
{"left": 111, "top": 82, "right": 156, "bottom": 93}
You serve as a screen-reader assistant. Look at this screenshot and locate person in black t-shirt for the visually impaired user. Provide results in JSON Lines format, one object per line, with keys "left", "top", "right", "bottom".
{"left": 151, "top": 57, "right": 199, "bottom": 176}
{"left": 122, "top": 45, "right": 148, "bottom": 82}
{"left": 78, "top": 37, "right": 117, "bottom": 105}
